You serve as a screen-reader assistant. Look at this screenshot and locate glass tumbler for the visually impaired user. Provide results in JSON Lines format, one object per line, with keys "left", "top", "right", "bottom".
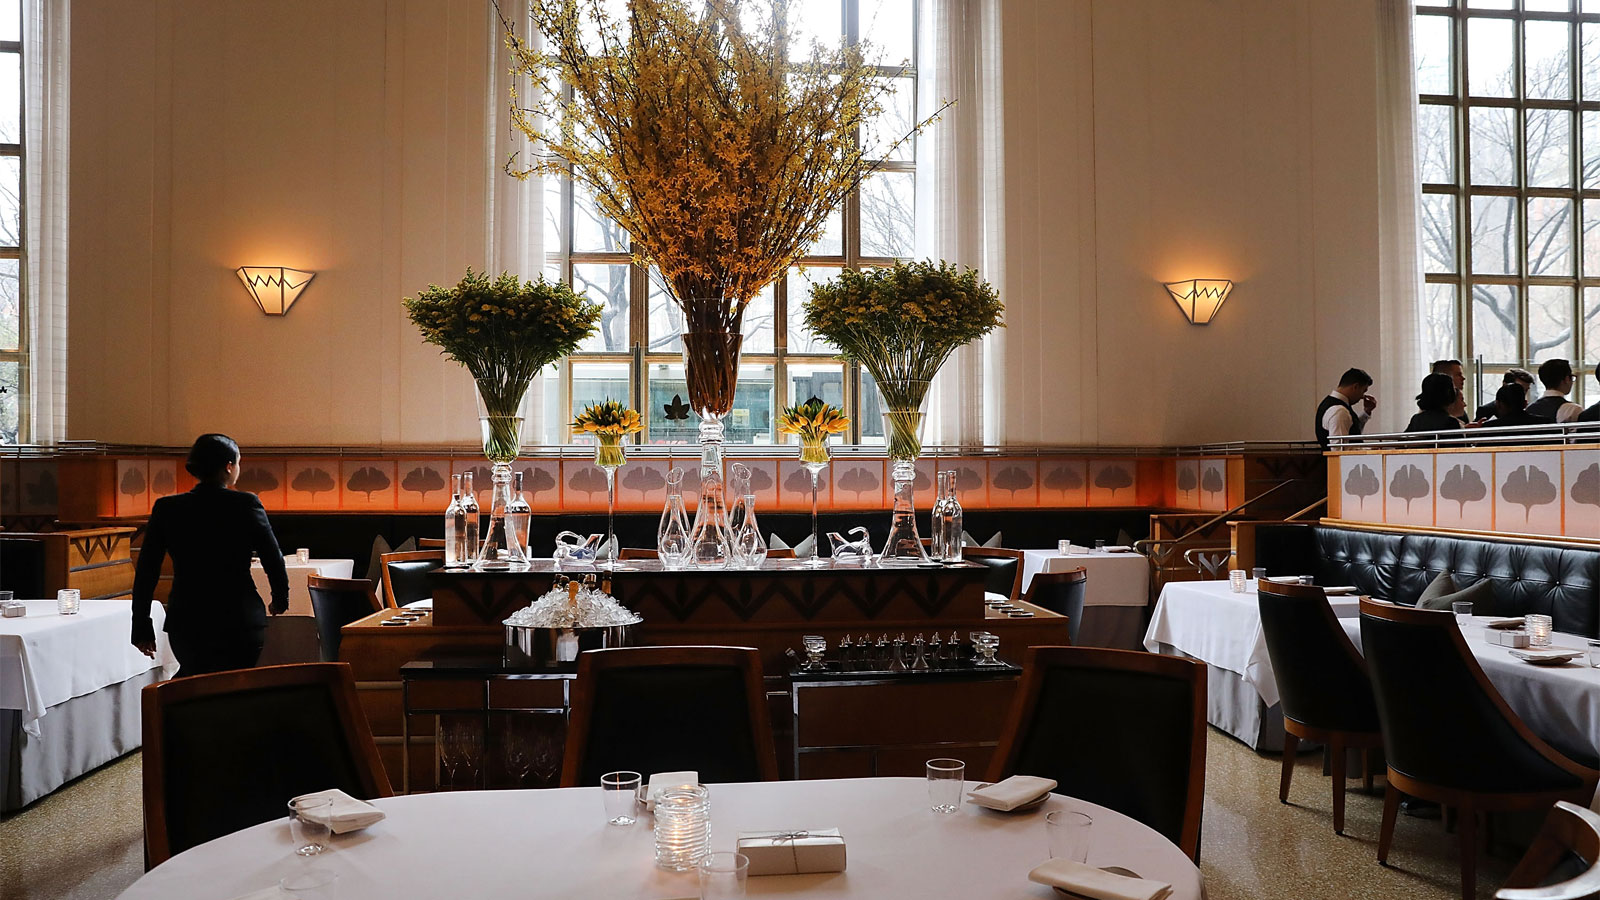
{"left": 1047, "top": 810, "right": 1094, "bottom": 863}
{"left": 1057, "top": 539, "right": 1071, "bottom": 555}
{"left": 601, "top": 771, "right": 641, "bottom": 826}
{"left": 698, "top": 851, "right": 749, "bottom": 899}
{"left": 926, "top": 758, "right": 965, "bottom": 813}
{"left": 1588, "top": 640, "right": 1600, "bottom": 668}
{"left": 279, "top": 868, "right": 339, "bottom": 900}
{"left": 287, "top": 797, "right": 333, "bottom": 856}
{"left": 1251, "top": 567, "right": 1266, "bottom": 581}
{"left": 56, "top": 589, "right": 80, "bottom": 615}
{"left": 1094, "top": 539, "right": 1106, "bottom": 552}
{"left": 296, "top": 548, "right": 311, "bottom": 564}
{"left": 1452, "top": 601, "right": 1473, "bottom": 627}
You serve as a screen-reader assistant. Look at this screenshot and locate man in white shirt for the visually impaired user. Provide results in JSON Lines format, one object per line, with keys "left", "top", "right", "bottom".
{"left": 1315, "top": 368, "right": 1376, "bottom": 450}
{"left": 1525, "top": 359, "right": 1584, "bottom": 423}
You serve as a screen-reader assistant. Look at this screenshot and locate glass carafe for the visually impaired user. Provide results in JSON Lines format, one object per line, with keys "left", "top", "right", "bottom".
{"left": 937, "top": 470, "right": 963, "bottom": 564}
{"left": 506, "top": 471, "right": 532, "bottom": 567}
{"left": 657, "top": 467, "right": 691, "bottom": 569}
{"left": 732, "top": 493, "right": 767, "bottom": 568}
{"left": 460, "top": 470, "right": 480, "bottom": 566}
{"left": 929, "top": 471, "right": 950, "bottom": 561}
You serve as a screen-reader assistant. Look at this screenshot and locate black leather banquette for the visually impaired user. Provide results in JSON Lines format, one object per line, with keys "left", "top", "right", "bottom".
{"left": 1252, "top": 523, "right": 1600, "bottom": 638}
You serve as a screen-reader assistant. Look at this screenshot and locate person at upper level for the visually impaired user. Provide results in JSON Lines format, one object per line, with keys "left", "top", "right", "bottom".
{"left": 1431, "top": 359, "right": 1469, "bottom": 425}
{"left": 1526, "top": 359, "right": 1585, "bottom": 424}
{"left": 1474, "top": 368, "right": 1534, "bottom": 422}
{"left": 1405, "top": 374, "right": 1464, "bottom": 434}
{"left": 1579, "top": 363, "right": 1600, "bottom": 422}
{"left": 1315, "top": 368, "right": 1375, "bottom": 451}
{"left": 1483, "top": 383, "right": 1555, "bottom": 430}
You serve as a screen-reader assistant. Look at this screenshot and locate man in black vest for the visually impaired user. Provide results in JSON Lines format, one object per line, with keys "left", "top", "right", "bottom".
{"left": 1526, "top": 359, "right": 1583, "bottom": 423}
{"left": 1474, "top": 368, "right": 1533, "bottom": 422}
{"left": 1315, "top": 368, "right": 1375, "bottom": 450}
{"left": 1579, "top": 363, "right": 1600, "bottom": 422}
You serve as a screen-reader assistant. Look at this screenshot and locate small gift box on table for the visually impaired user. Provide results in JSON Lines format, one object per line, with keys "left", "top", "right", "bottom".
{"left": 736, "top": 828, "right": 847, "bottom": 876}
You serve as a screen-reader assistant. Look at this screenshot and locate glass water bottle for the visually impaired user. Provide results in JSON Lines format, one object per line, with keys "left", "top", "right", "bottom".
{"left": 445, "top": 474, "right": 467, "bottom": 567}
{"left": 460, "top": 470, "right": 480, "bottom": 564}
{"left": 506, "top": 470, "right": 532, "bottom": 563}
{"left": 936, "top": 471, "right": 964, "bottom": 564}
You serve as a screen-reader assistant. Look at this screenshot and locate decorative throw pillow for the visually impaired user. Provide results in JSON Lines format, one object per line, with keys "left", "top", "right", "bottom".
{"left": 769, "top": 533, "right": 816, "bottom": 559}
{"left": 1418, "top": 572, "right": 1500, "bottom": 616}
{"left": 982, "top": 532, "right": 1004, "bottom": 548}
{"left": 1415, "top": 572, "right": 1458, "bottom": 609}
{"left": 959, "top": 531, "right": 1004, "bottom": 548}
{"left": 366, "top": 535, "right": 416, "bottom": 603}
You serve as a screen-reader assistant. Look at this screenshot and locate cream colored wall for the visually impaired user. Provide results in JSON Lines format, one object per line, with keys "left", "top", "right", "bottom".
{"left": 999, "top": 0, "right": 1382, "bottom": 445}
{"left": 68, "top": 0, "right": 490, "bottom": 447}
{"left": 68, "top": 0, "right": 1385, "bottom": 448}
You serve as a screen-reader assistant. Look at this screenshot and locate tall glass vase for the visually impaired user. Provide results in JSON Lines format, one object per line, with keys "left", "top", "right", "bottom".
{"left": 474, "top": 381, "right": 532, "bottom": 570}
{"left": 595, "top": 435, "right": 627, "bottom": 570}
{"left": 877, "top": 379, "right": 932, "bottom": 567}
{"left": 683, "top": 330, "right": 742, "bottom": 569}
{"left": 800, "top": 437, "right": 831, "bottom": 568}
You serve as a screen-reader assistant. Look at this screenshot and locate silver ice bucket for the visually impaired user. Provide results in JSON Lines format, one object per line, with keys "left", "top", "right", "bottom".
{"left": 503, "top": 621, "right": 635, "bottom": 666}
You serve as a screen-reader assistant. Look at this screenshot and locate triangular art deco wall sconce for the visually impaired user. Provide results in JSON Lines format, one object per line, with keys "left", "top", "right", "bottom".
{"left": 237, "top": 266, "right": 315, "bottom": 316}
{"left": 1164, "top": 279, "right": 1233, "bottom": 325}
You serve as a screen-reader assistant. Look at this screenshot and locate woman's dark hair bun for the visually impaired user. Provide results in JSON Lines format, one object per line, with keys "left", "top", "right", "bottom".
{"left": 185, "top": 433, "right": 240, "bottom": 482}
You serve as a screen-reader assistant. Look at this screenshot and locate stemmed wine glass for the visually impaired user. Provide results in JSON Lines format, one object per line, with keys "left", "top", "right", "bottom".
{"left": 501, "top": 718, "right": 533, "bottom": 788}
{"left": 439, "top": 717, "right": 483, "bottom": 791}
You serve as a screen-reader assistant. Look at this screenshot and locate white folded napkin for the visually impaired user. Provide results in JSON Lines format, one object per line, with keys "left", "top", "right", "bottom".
{"left": 291, "top": 788, "right": 386, "bottom": 834}
{"left": 984, "top": 591, "right": 1012, "bottom": 606}
{"left": 1486, "top": 617, "right": 1527, "bottom": 629}
{"left": 1101, "top": 545, "right": 1133, "bottom": 553}
{"left": 1028, "top": 859, "right": 1173, "bottom": 900}
{"left": 1510, "top": 649, "right": 1584, "bottom": 663}
{"left": 967, "top": 775, "right": 1056, "bottom": 811}
{"left": 1321, "top": 586, "right": 1359, "bottom": 595}
{"left": 646, "top": 771, "right": 700, "bottom": 809}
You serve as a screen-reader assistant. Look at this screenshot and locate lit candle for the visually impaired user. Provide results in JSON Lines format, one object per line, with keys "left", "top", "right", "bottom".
{"left": 654, "top": 785, "right": 710, "bottom": 871}
{"left": 1526, "top": 614, "right": 1553, "bottom": 648}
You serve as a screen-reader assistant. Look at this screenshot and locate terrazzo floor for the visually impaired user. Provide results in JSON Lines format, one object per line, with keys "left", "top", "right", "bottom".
{"left": 1, "top": 729, "right": 1522, "bottom": 900}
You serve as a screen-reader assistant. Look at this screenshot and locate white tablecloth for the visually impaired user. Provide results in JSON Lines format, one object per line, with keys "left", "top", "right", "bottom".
{"left": 1342, "top": 618, "right": 1600, "bottom": 764}
{"left": 0, "top": 599, "right": 176, "bottom": 736}
{"left": 117, "top": 778, "right": 1202, "bottom": 900}
{"left": 250, "top": 558, "right": 355, "bottom": 617}
{"left": 1143, "top": 580, "right": 1360, "bottom": 709}
{"left": 1020, "top": 549, "right": 1150, "bottom": 606}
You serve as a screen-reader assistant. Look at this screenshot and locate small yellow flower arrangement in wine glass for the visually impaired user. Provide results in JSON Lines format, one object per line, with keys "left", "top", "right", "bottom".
{"left": 572, "top": 400, "right": 644, "bottom": 568}
{"left": 778, "top": 398, "right": 850, "bottom": 567}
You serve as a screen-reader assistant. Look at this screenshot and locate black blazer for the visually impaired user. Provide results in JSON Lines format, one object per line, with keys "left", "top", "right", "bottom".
{"left": 132, "top": 484, "right": 289, "bottom": 644}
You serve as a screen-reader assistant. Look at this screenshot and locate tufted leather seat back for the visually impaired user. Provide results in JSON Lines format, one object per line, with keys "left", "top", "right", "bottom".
{"left": 1255, "top": 524, "right": 1600, "bottom": 637}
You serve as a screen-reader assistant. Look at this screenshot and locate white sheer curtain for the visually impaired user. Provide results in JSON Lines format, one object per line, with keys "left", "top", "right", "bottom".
{"left": 23, "top": 0, "right": 68, "bottom": 444}
{"left": 1374, "top": 0, "right": 1426, "bottom": 435}
{"left": 915, "top": 0, "right": 1005, "bottom": 448}
{"left": 483, "top": 0, "right": 554, "bottom": 439}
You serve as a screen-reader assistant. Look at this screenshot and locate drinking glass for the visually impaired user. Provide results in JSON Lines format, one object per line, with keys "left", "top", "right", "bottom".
{"left": 698, "top": 851, "right": 749, "bottom": 899}
{"left": 1452, "top": 601, "right": 1473, "bottom": 627}
{"left": 286, "top": 797, "right": 333, "bottom": 856}
{"left": 56, "top": 589, "right": 79, "bottom": 615}
{"left": 279, "top": 868, "right": 339, "bottom": 899}
{"left": 296, "top": 548, "right": 311, "bottom": 565}
{"left": 1093, "top": 539, "right": 1106, "bottom": 553}
{"left": 1057, "top": 539, "right": 1071, "bottom": 555}
{"left": 926, "top": 758, "right": 965, "bottom": 813}
{"left": 1228, "top": 570, "right": 1246, "bottom": 593}
{"left": 1588, "top": 640, "right": 1600, "bottom": 668}
{"left": 1251, "top": 567, "right": 1266, "bottom": 581}
{"left": 0, "top": 591, "right": 12, "bottom": 604}
{"left": 1047, "top": 810, "right": 1093, "bottom": 863}
{"left": 601, "top": 770, "right": 641, "bottom": 825}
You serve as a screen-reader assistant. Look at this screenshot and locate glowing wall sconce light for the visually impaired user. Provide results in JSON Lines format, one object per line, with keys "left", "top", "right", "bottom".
{"left": 1164, "top": 278, "right": 1233, "bottom": 325}
{"left": 236, "top": 266, "right": 315, "bottom": 316}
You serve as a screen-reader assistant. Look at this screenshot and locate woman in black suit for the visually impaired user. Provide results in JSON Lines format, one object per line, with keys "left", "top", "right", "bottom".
{"left": 131, "top": 434, "right": 290, "bottom": 677}
{"left": 1405, "top": 373, "right": 1465, "bottom": 434}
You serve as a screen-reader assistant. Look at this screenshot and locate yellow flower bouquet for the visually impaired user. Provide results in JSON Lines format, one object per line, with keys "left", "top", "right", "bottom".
{"left": 405, "top": 268, "right": 601, "bottom": 462}
{"left": 572, "top": 399, "right": 644, "bottom": 468}
{"left": 777, "top": 398, "right": 849, "bottom": 465}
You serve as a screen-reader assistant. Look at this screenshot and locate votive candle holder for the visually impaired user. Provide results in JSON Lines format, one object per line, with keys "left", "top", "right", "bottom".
{"left": 654, "top": 785, "right": 710, "bottom": 871}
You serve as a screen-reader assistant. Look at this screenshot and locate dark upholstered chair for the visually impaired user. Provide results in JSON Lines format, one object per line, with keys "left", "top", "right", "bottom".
{"left": 1257, "top": 581, "right": 1383, "bottom": 835}
{"left": 1361, "top": 599, "right": 1599, "bottom": 900}
{"left": 0, "top": 537, "right": 45, "bottom": 598}
{"left": 381, "top": 549, "right": 444, "bottom": 610}
{"left": 1022, "top": 569, "right": 1087, "bottom": 644}
{"left": 961, "top": 546, "right": 1024, "bottom": 600}
{"left": 141, "top": 663, "right": 391, "bottom": 868}
{"left": 561, "top": 646, "right": 778, "bottom": 788}
{"left": 987, "top": 646, "right": 1207, "bottom": 861}
{"left": 1497, "top": 801, "right": 1600, "bottom": 900}
{"left": 307, "top": 575, "right": 381, "bottom": 662}
{"left": 416, "top": 538, "right": 445, "bottom": 550}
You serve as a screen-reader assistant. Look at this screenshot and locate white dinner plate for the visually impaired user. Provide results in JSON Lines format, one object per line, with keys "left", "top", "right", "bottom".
{"left": 1510, "top": 649, "right": 1585, "bottom": 666}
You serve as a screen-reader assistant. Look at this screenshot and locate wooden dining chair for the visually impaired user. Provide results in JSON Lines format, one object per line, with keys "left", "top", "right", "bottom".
{"left": 1360, "top": 598, "right": 1600, "bottom": 900}
{"left": 1496, "top": 801, "right": 1600, "bottom": 900}
{"left": 561, "top": 646, "right": 779, "bottom": 787}
{"left": 1257, "top": 581, "right": 1383, "bottom": 836}
{"left": 381, "top": 549, "right": 445, "bottom": 609}
{"left": 987, "top": 646, "right": 1207, "bottom": 861}
{"left": 959, "top": 546, "right": 1025, "bottom": 601}
{"left": 416, "top": 538, "right": 446, "bottom": 550}
{"left": 1021, "top": 568, "right": 1087, "bottom": 644}
{"left": 306, "top": 575, "right": 382, "bottom": 662}
{"left": 141, "top": 662, "right": 391, "bottom": 868}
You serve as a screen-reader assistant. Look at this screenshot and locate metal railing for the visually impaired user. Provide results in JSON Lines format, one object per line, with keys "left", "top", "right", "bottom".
{"left": 1328, "top": 420, "right": 1600, "bottom": 451}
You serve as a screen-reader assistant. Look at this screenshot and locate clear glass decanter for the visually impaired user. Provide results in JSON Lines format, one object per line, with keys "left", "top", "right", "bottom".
{"left": 732, "top": 493, "right": 767, "bottom": 568}
{"left": 460, "top": 470, "right": 480, "bottom": 566}
{"left": 657, "top": 467, "right": 692, "bottom": 569}
{"left": 936, "top": 470, "right": 964, "bottom": 564}
{"left": 929, "top": 471, "right": 950, "bottom": 561}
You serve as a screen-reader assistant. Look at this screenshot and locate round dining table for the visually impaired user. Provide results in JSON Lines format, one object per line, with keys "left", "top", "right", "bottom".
{"left": 119, "top": 777, "right": 1202, "bottom": 899}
